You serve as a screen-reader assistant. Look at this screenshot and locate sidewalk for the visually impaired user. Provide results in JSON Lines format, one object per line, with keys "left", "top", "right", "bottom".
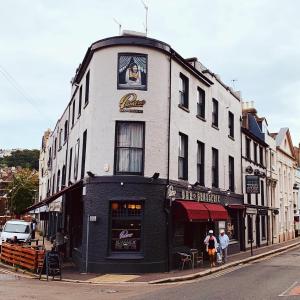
{"left": 1, "top": 236, "right": 300, "bottom": 284}
{"left": 59, "top": 237, "right": 300, "bottom": 284}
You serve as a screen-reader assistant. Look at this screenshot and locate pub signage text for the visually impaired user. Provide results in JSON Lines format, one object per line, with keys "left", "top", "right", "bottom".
{"left": 246, "top": 175, "right": 260, "bottom": 194}
{"left": 179, "top": 189, "right": 220, "bottom": 203}
{"left": 119, "top": 93, "right": 146, "bottom": 113}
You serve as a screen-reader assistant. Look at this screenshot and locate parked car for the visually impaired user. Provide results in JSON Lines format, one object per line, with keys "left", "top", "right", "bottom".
{"left": 0, "top": 220, "right": 32, "bottom": 245}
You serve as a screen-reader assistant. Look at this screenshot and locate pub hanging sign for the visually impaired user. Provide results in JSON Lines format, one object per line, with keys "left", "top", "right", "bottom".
{"left": 119, "top": 93, "right": 146, "bottom": 113}
{"left": 246, "top": 175, "right": 260, "bottom": 194}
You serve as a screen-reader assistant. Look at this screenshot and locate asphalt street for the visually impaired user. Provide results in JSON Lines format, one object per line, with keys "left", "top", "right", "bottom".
{"left": 1, "top": 247, "right": 300, "bottom": 300}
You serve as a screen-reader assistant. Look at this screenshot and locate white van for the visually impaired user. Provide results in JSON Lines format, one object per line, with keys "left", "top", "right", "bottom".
{"left": 0, "top": 220, "right": 32, "bottom": 245}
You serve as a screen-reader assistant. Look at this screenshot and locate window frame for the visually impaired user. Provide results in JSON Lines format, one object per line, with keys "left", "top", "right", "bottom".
{"left": 78, "top": 86, "right": 82, "bottom": 117}
{"left": 228, "top": 111, "right": 234, "bottom": 138}
{"left": 84, "top": 70, "right": 90, "bottom": 106}
{"left": 179, "top": 73, "right": 189, "bottom": 109}
{"left": 229, "top": 156, "right": 235, "bottom": 192}
{"left": 109, "top": 200, "right": 144, "bottom": 255}
{"left": 178, "top": 132, "right": 188, "bottom": 180}
{"left": 197, "top": 141, "right": 205, "bottom": 186}
{"left": 212, "top": 147, "right": 219, "bottom": 188}
{"left": 212, "top": 98, "right": 219, "bottom": 128}
{"left": 114, "top": 121, "right": 145, "bottom": 176}
{"left": 197, "top": 87, "right": 205, "bottom": 119}
{"left": 246, "top": 137, "right": 251, "bottom": 160}
{"left": 254, "top": 143, "right": 258, "bottom": 163}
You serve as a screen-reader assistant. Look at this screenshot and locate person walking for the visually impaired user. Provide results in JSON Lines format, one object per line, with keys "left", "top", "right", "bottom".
{"left": 219, "top": 229, "right": 230, "bottom": 263}
{"left": 204, "top": 230, "right": 218, "bottom": 267}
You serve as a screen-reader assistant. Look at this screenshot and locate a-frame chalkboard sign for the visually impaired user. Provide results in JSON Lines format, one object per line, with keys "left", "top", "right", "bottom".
{"left": 39, "top": 250, "right": 62, "bottom": 281}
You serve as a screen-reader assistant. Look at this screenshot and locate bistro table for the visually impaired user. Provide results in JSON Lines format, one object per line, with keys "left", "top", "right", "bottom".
{"left": 190, "top": 248, "right": 198, "bottom": 269}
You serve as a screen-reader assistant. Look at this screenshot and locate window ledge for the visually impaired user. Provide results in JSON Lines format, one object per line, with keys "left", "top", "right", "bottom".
{"left": 178, "top": 104, "right": 190, "bottom": 113}
{"left": 106, "top": 253, "right": 144, "bottom": 260}
{"left": 228, "top": 135, "right": 235, "bottom": 141}
{"left": 211, "top": 124, "right": 219, "bottom": 130}
{"left": 196, "top": 115, "right": 206, "bottom": 122}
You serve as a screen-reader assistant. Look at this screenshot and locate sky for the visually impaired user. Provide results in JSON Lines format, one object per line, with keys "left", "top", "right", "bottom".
{"left": 1, "top": 0, "right": 300, "bottom": 149}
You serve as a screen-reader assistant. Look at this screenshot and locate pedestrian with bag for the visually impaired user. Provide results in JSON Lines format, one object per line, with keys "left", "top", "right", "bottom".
{"left": 204, "top": 230, "right": 218, "bottom": 267}
{"left": 219, "top": 229, "right": 229, "bottom": 264}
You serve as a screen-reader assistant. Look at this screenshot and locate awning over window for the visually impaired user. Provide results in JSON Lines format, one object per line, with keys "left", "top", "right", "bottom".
{"left": 23, "top": 180, "right": 82, "bottom": 213}
{"left": 173, "top": 200, "right": 228, "bottom": 222}
{"left": 203, "top": 203, "right": 228, "bottom": 220}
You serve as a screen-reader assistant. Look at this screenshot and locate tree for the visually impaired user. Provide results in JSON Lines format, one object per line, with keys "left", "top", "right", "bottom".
{"left": 7, "top": 169, "right": 39, "bottom": 215}
{"left": 0, "top": 149, "right": 39, "bottom": 170}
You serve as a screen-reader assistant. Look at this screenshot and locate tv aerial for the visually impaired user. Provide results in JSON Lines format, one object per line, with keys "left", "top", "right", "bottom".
{"left": 113, "top": 18, "right": 122, "bottom": 35}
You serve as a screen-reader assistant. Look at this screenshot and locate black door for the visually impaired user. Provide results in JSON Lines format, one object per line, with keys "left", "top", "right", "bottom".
{"left": 256, "top": 215, "right": 260, "bottom": 247}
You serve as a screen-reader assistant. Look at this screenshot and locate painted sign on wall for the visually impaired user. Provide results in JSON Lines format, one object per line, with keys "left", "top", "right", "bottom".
{"left": 119, "top": 93, "right": 146, "bottom": 113}
{"left": 118, "top": 53, "right": 147, "bottom": 90}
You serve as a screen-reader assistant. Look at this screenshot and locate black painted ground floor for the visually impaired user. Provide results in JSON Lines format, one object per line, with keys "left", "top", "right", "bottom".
{"left": 37, "top": 176, "right": 245, "bottom": 273}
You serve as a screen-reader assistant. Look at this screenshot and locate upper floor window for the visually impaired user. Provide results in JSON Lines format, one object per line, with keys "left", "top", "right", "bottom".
{"left": 81, "top": 130, "right": 87, "bottom": 179}
{"left": 56, "top": 169, "right": 60, "bottom": 193}
{"left": 178, "top": 133, "right": 188, "bottom": 180}
{"left": 228, "top": 111, "right": 234, "bottom": 138}
{"left": 254, "top": 143, "right": 258, "bottom": 163}
{"left": 212, "top": 99, "right": 219, "bottom": 128}
{"left": 115, "top": 122, "right": 144, "bottom": 175}
{"left": 259, "top": 146, "right": 264, "bottom": 166}
{"left": 78, "top": 86, "right": 82, "bottom": 117}
{"left": 229, "top": 156, "right": 235, "bottom": 192}
{"left": 72, "top": 100, "right": 76, "bottom": 127}
{"left": 59, "top": 129, "right": 63, "bottom": 149}
{"left": 54, "top": 138, "right": 57, "bottom": 158}
{"left": 197, "top": 141, "right": 205, "bottom": 186}
{"left": 74, "top": 139, "right": 80, "bottom": 180}
{"left": 246, "top": 137, "right": 251, "bottom": 160}
{"left": 261, "top": 180, "right": 265, "bottom": 206}
{"left": 212, "top": 148, "right": 219, "bottom": 188}
{"left": 179, "top": 73, "right": 189, "bottom": 109}
{"left": 84, "top": 70, "right": 90, "bottom": 106}
{"left": 64, "top": 120, "right": 68, "bottom": 142}
{"left": 197, "top": 87, "right": 205, "bottom": 119}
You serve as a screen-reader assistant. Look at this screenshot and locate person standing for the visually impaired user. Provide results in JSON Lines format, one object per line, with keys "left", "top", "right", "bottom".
{"left": 219, "top": 229, "right": 230, "bottom": 263}
{"left": 204, "top": 230, "right": 218, "bottom": 267}
{"left": 31, "top": 219, "right": 37, "bottom": 240}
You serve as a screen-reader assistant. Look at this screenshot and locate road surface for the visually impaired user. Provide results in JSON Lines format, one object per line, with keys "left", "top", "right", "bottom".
{"left": 1, "top": 247, "right": 300, "bottom": 299}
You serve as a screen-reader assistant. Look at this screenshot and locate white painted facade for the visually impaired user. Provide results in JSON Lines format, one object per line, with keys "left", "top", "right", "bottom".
{"left": 38, "top": 35, "right": 243, "bottom": 202}
{"left": 275, "top": 128, "right": 296, "bottom": 242}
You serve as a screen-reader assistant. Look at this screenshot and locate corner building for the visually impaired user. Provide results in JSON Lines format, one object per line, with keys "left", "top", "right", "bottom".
{"left": 36, "top": 34, "right": 244, "bottom": 273}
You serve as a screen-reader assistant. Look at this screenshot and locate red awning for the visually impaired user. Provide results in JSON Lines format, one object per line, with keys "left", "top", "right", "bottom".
{"left": 173, "top": 200, "right": 228, "bottom": 222}
{"left": 173, "top": 200, "right": 210, "bottom": 222}
{"left": 202, "top": 203, "right": 228, "bottom": 220}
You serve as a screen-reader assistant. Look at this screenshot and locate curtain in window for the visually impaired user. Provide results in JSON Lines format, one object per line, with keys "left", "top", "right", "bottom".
{"left": 116, "top": 123, "right": 143, "bottom": 173}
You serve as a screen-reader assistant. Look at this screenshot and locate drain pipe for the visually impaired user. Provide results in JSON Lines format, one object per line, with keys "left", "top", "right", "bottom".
{"left": 165, "top": 51, "right": 173, "bottom": 272}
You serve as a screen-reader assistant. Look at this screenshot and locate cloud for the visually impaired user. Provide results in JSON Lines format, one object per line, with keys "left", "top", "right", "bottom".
{"left": 1, "top": 0, "right": 300, "bottom": 148}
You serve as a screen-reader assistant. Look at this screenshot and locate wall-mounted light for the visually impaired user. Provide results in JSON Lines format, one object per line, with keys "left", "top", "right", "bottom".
{"left": 87, "top": 171, "right": 95, "bottom": 178}
{"left": 152, "top": 172, "right": 160, "bottom": 180}
{"left": 120, "top": 182, "right": 124, "bottom": 186}
{"left": 187, "top": 184, "right": 192, "bottom": 190}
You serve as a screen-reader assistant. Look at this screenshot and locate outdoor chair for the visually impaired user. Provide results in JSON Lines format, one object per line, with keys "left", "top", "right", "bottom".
{"left": 195, "top": 251, "right": 204, "bottom": 267}
{"left": 177, "top": 252, "right": 192, "bottom": 270}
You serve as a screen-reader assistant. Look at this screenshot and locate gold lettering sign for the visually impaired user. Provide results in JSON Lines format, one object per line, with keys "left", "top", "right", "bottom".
{"left": 119, "top": 93, "right": 146, "bottom": 113}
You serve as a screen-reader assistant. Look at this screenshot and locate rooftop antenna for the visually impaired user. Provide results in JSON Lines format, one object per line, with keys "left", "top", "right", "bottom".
{"left": 141, "top": 0, "right": 148, "bottom": 36}
{"left": 231, "top": 79, "right": 238, "bottom": 90}
{"left": 113, "top": 18, "right": 122, "bottom": 35}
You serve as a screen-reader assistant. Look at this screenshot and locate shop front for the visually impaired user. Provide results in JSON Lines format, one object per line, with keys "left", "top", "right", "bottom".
{"left": 170, "top": 186, "right": 245, "bottom": 266}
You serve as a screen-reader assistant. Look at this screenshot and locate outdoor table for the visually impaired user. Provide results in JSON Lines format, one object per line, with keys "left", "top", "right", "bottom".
{"left": 190, "top": 248, "right": 198, "bottom": 269}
